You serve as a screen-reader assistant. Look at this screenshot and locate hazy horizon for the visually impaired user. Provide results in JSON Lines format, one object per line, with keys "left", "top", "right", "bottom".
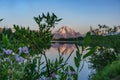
{"left": 0, "top": 0, "right": 120, "bottom": 34}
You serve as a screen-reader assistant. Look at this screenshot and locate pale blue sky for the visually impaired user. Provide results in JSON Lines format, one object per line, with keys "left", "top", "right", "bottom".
{"left": 0, "top": 0, "right": 120, "bottom": 33}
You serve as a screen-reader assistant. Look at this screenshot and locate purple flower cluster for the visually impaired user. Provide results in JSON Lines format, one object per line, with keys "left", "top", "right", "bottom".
{"left": 3, "top": 49, "right": 12, "bottom": 55}
{"left": 19, "top": 46, "right": 29, "bottom": 54}
{"left": 16, "top": 55, "right": 24, "bottom": 62}
{"left": 1, "top": 47, "right": 28, "bottom": 63}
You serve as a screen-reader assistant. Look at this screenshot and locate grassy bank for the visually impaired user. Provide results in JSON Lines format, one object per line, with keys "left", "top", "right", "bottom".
{"left": 91, "top": 57, "right": 120, "bottom": 80}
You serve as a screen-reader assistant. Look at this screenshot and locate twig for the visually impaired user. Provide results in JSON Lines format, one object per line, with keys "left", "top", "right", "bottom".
{"left": 43, "top": 50, "right": 50, "bottom": 76}
{"left": 64, "top": 50, "right": 74, "bottom": 64}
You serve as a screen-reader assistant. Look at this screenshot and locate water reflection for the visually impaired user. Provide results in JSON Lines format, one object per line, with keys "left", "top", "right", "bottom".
{"left": 51, "top": 43, "right": 76, "bottom": 54}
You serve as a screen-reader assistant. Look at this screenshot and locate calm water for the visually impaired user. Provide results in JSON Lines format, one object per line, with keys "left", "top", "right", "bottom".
{"left": 44, "top": 42, "right": 93, "bottom": 80}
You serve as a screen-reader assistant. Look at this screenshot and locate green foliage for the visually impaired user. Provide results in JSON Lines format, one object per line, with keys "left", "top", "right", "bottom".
{"left": 22, "top": 59, "right": 40, "bottom": 80}
{"left": 89, "top": 47, "right": 117, "bottom": 71}
{"left": 90, "top": 35, "right": 120, "bottom": 53}
{"left": 84, "top": 32, "right": 91, "bottom": 47}
{"left": 83, "top": 47, "right": 97, "bottom": 59}
{"left": 76, "top": 50, "right": 81, "bottom": 61}
{"left": 33, "top": 13, "right": 62, "bottom": 49}
{"left": 88, "top": 26, "right": 120, "bottom": 80}
{"left": 2, "top": 34, "right": 10, "bottom": 47}
{"left": 0, "top": 28, "right": 13, "bottom": 41}
{"left": 74, "top": 57, "right": 80, "bottom": 68}
{"left": 81, "top": 32, "right": 97, "bottom": 59}
{"left": 91, "top": 58, "right": 120, "bottom": 80}
{"left": 34, "top": 12, "right": 62, "bottom": 32}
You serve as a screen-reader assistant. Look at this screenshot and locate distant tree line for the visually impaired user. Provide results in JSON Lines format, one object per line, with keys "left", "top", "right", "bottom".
{"left": 90, "top": 24, "right": 120, "bottom": 36}
{"left": 53, "top": 36, "right": 83, "bottom": 41}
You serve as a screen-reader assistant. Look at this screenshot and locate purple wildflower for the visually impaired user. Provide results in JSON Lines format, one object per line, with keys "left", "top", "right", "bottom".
{"left": 22, "top": 46, "right": 29, "bottom": 54}
{"left": 18, "top": 46, "right": 29, "bottom": 54}
{"left": 3, "top": 49, "right": 12, "bottom": 55}
{"left": 16, "top": 55, "right": 24, "bottom": 62}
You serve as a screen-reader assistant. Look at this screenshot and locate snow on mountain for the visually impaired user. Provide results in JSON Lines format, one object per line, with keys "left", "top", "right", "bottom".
{"left": 53, "top": 26, "right": 82, "bottom": 39}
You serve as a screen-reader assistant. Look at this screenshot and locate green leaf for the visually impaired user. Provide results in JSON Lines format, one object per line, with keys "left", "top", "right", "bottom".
{"left": 59, "top": 57, "right": 63, "bottom": 64}
{"left": 41, "top": 66, "right": 46, "bottom": 70}
{"left": 52, "top": 13, "right": 57, "bottom": 18}
{"left": 47, "top": 12, "right": 50, "bottom": 19}
{"left": 2, "top": 34, "right": 10, "bottom": 47}
{"left": 76, "top": 50, "right": 81, "bottom": 61}
{"left": 73, "top": 74, "right": 78, "bottom": 80}
{"left": 56, "top": 18, "right": 62, "bottom": 22}
{"left": 65, "top": 66, "right": 69, "bottom": 71}
{"left": 84, "top": 32, "right": 91, "bottom": 47}
{"left": 55, "top": 58, "right": 58, "bottom": 67}
{"left": 42, "top": 13, "right": 46, "bottom": 18}
{"left": 74, "top": 57, "right": 79, "bottom": 68}
{"left": 83, "top": 47, "right": 97, "bottom": 59}
{"left": 75, "top": 44, "right": 80, "bottom": 52}
{"left": 69, "top": 66, "right": 75, "bottom": 71}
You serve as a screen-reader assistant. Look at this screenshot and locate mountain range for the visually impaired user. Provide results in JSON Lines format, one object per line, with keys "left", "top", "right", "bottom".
{"left": 53, "top": 26, "right": 82, "bottom": 39}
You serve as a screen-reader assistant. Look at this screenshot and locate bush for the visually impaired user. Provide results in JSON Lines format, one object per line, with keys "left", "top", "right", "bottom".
{"left": 91, "top": 57, "right": 120, "bottom": 80}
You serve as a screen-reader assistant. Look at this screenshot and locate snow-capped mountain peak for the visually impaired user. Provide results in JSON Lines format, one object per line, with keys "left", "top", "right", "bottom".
{"left": 53, "top": 26, "right": 81, "bottom": 39}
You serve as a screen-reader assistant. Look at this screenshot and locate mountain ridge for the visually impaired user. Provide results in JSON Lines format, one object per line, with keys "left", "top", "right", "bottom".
{"left": 53, "top": 26, "right": 82, "bottom": 39}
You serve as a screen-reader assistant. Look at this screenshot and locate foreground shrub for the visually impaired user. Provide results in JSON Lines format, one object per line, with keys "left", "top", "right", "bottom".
{"left": 0, "top": 13, "right": 96, "bottom": 80}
